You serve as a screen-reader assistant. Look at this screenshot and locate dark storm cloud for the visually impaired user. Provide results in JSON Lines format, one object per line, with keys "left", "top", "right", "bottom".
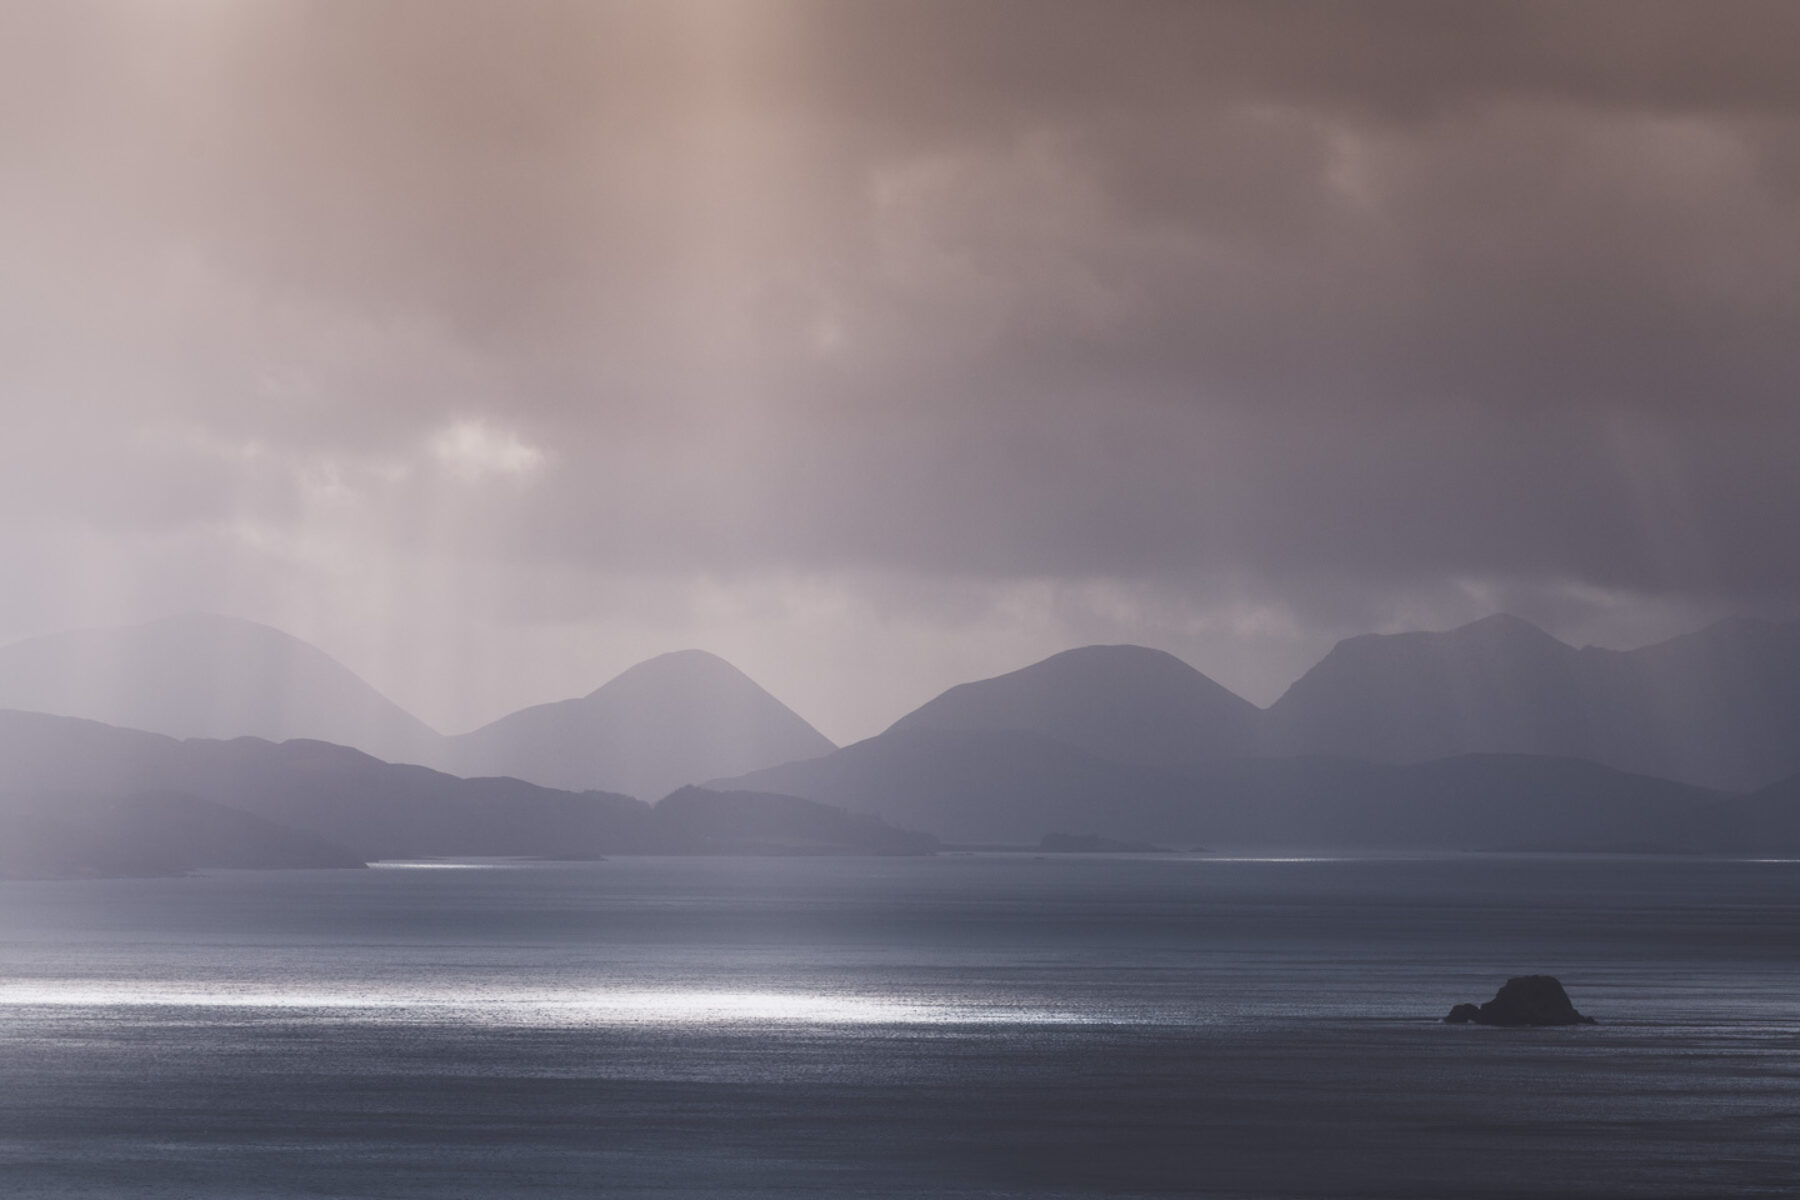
{"left": 3, "top": 0, "right": 1800, "bottom": 727}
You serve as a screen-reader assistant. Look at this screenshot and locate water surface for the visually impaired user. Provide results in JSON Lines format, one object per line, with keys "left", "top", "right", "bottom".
{"left": 1, "top": 855, "right": 1795, "bottom": 1197}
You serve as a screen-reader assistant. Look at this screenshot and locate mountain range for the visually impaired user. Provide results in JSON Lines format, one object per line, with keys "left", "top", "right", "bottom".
{"left": 870, "top": 614, "right": 1800, "bottom": 792}
{"left": 1263, "top": 613, "right": 1800, "bottom": 790}
{"left": 718, "top": 726, "right": 1800, "bottom": 852}
{"left": 0, "top": 709, "right": 929, "bottom": 876}
{"left": 6, "top": 609, "right": 1800, "bottom": 857}
{"left": 12, "top": 610, "right": 1800, "bottom": 794}
{"left": 0, "top": 616, "right": 835, "bottom": 801}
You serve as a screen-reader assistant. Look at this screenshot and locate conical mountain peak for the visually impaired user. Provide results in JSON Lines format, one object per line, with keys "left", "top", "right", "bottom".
{"left": 449, "top": 650, "right": 835, "bottom": 800}
{"left": 588, "top": 649, "right": 762, "bottom": 700}
{"left": 886, "top": 643, "right": 1260, "bottom": 767}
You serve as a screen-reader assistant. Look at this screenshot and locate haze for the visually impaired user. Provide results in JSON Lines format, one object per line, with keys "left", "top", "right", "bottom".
{"left": 4, "top": 1, "right": 1799, "bottom": 741}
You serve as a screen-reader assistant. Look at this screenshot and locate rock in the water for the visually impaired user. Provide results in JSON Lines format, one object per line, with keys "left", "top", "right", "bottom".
{"left": 1443, "top": 975, "right": 1595, "bottom": 1026}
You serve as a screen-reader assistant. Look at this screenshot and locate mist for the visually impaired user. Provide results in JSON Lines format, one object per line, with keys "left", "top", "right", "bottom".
{"left": 4, "top": 2, "right": 1799, "bottom": 738}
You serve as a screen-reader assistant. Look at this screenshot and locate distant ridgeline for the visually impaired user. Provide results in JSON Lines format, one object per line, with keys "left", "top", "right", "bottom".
{"left": 720, "top": 615, "right": 1800, "bottom": 851}
{"left": 0, "top": 712, "right": 933, "bottom": 878}
{"left": 0, "top": 616, "right": 836, "bottom": 801}
{"left": 875, "top": 616, "right": 1800, "bottom": 792}
{"left": 4, "top": 611, "right": 1800, "bottom": 862}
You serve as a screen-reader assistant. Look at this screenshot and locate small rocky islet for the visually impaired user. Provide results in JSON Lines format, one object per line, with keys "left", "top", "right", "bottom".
{"left": 1444, "top": 975, "right": 1596, "bottom": 1026}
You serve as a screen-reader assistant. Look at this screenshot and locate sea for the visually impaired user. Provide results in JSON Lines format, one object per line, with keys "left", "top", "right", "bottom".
{"left": 0, "top": 853, "right": 1795, "bottom": 1198}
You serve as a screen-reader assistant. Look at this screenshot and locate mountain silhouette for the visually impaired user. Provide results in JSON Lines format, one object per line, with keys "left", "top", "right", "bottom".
{"left": 444, "top": 649, "right": 835, "bottom": 799}
{"left": 0, "top": 710, "right": 917, "bottom": 864}
{"left": 722, "top": 726, "right": 1204, "bottom": 845}
{"left": 11, "top": 610, "right": 1800, "bottom": 801}
{"left": 0, "top": 618, "right": 838, "bottom": 800}
{"left": 879, "top": 617, "right": 1800, "bottom": 790}
{"left": 1268, "top": 614, "right": 1800, "bottom": 789}
{"left": 1264, "top": 615, "right": 1594, "bottom": 764}
{"left": 884, "top": 644, "right": 1261, "bottom": 767}
{"left": 0, "top": 709, "right": 648, "bottom": 860}
{"left": 719, "top": 727, "right": 1782, "bottom": 853}
{"left": 0, "top": 613, "right": 442, "bottom": 766}
{"left": 1598, "top": 617, "right": 1800, "bottom": 789}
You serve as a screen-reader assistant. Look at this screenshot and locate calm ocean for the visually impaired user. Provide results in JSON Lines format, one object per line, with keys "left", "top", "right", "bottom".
{"left": 1, "top": 854, "right": 1795, "bottom": 1197}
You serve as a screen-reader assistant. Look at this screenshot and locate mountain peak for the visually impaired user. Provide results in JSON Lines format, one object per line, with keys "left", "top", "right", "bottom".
{"left": 589, "top": 649, "right": 756, "bottom": 699}
{"left": 0, "top": 613, "right": 441, "bottom": 762}
{"left": 1032, "top": 643, "right": 1205, "bottom": 670}
{"left": 886, "top": 642, "right": 1259, "bottom": 767}
{"left": 1268, "top": 613, "right": 1588, "bottom": 765}
{"left": 450, "top": 650, "right": 835, "bottom": 800}
{"left": 1332, "top": 613, "right": 1566, "bottom": 652}
{"left": 1446, "top": 613, "right": 1565, "bottom": 645}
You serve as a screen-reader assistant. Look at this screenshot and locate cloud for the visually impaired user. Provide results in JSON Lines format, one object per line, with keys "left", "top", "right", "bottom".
{"left": 3, "top": 0, "right": 1800, "bottom": 731}
{"left": 429, "top": 420, "right": 547, "bottom": 483}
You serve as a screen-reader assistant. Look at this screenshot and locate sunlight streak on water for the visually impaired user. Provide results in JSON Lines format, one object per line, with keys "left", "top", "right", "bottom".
{"left": 366, "top": 860, "right": 510, "bottom": 870}
{"left": 1196, "top": 856, "right": 1351, "bottom": 863}
{"left": 2, "top": 859, "right": 1796, "bottom": 1197}
{"left": 0, "top": 982, "right": 1091, "bottom": 1027}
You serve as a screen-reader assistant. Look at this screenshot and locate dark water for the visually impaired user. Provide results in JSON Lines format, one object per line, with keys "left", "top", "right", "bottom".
{"left": 0, "top": 854, "right": 1796, "bottom": 1198}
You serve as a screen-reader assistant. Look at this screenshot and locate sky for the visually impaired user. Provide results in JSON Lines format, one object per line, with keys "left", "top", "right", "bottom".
{"left": 3, "top": 0, "right": 1799, "bottom": 743}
